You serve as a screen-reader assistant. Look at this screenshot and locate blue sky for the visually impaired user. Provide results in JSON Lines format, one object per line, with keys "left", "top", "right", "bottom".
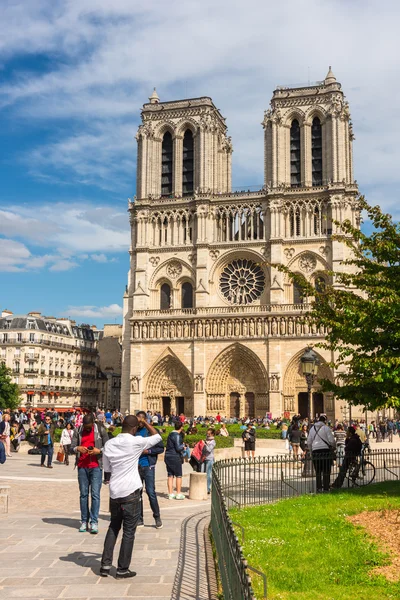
{"left": 1, "top": 0, "right": 399, "bottom": 327}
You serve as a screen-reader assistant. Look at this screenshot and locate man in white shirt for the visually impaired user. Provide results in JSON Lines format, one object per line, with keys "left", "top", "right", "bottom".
{"left": 100, "top": 415, "right": 162, "bottom": 579}
{"left": 307, "top": 415, "right": 336, "bottom": 493}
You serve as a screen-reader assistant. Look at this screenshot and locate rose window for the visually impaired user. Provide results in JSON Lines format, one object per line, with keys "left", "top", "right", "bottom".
{"left": 219, "top": 259, "right": 265, "bottom": 305}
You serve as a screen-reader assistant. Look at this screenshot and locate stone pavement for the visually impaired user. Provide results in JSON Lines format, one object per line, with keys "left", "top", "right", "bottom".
{"left": 0, "top": 455, "right": 217, "bottom": 600}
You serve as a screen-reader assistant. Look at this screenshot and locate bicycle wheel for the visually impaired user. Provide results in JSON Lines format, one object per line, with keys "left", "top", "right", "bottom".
{"left": 352, "top": 460, "right": 375, "bottom": 486}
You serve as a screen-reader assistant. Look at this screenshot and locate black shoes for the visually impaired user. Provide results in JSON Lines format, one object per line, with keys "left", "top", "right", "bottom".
{"left": 116, "top": 569, "right": 137, "bottom": 579}
{"left": 100, "top": 566, "right": 111, "bottom": 577}
{"left": 155, "top": 518, "right": 163, "bottom": 529}
{"left": 136, "top": 520, "right": 144, "bottom": 528}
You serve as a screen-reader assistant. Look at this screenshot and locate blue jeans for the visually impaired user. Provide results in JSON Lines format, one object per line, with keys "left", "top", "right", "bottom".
{"left": 78, "top": 467, "right": 102, "bottom": 525}
{"left": 40, "top": 444, "right": 53, "bottom": 466}
{"left": 201, "top": 460, "right": 214, "bottom": 493}
{"left": 139, "top": 466, "right": 160, "bottom": 520}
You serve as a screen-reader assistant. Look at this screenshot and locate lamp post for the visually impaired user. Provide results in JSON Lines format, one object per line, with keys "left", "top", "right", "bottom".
{"left": 300, "top": 347, "right": 319, "bottom": 426}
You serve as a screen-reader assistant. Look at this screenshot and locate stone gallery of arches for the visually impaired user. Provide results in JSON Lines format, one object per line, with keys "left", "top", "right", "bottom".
{"left": 121, "top": 69, "right": 361, "bottom": 421}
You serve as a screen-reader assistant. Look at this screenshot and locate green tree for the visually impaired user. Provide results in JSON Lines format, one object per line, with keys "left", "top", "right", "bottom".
{"left": 285, "top": 196, "right": 400, "bottom": 411}
{"left": 0, "top": 363, "right": 20, "bottom": 411}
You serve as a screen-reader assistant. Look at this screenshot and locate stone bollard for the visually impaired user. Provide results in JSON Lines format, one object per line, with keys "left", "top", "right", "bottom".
{"left": 189, "top": 472, "right": 208, "bottom": 501}
{"left": 0, "top": 485, "right": 10, "bottom": 514}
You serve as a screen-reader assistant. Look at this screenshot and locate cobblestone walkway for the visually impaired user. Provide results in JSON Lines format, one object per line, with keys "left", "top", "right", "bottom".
{"left": 0, "top": 456, "right": 216, "bottom": 600}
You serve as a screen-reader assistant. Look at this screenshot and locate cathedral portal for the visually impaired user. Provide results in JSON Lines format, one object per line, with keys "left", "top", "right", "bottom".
{"left": 206, "top": 344, "right": 269, "bottom": 418}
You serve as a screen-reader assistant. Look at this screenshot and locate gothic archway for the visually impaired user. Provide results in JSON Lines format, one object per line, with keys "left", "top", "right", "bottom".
{"left": 206, "top": 343, "right": 269, "bottom": 417}
{"left": 145, "top": 350, "right": 193, "bottom": 416}
{"left": 282, "top": 349, "right": 334, "bottom": 418}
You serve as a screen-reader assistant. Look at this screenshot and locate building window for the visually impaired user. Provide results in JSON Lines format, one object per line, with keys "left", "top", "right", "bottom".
{"left": 182, "top": 130, "right": 194, "bottom": 196}
{"left": 315, "top": 276, "right": 326, "bottom": 294}
{"left": 290, "top": 119, "right": 301, "bottom": 187}
{"left": 17, "top": 333, "right": 22, "bottom": 342}
{"left": 293, "top": 281, "right": 304, "bottom": 305}
{"left": 161, "top": 131, "right": 173, "bottom": 196}
{"left": 314, "top": 206, "right": 320, "bottom": 235}
{"left": 2, "top": 333, "right": 8, "bottom": 343}
{"left": 160, "top": 283, "right": 171, "bottom": 310}
{"left": 181, "top": 282, "right": 193, "bottom": 309}
{"left": 29, "top": 333, "right": 35, "bottom": 342}
{"left": 289, "top": 206, "right": 301, "bottom": 237}
{"left": 312, "top": 117, "right": 323, "bottom": 186}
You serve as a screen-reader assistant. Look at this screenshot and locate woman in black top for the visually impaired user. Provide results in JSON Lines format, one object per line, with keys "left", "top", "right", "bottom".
{"left": 288, "top": 423, "right": 302, "bottom": 459}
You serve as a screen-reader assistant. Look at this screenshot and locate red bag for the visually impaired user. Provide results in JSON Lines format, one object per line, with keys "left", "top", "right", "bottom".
{"left": 191, "top": 440, "right": 205, "bottom": 462}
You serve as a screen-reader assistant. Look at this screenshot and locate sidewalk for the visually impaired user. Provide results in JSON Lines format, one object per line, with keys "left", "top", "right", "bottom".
{"left": 0, "top": 455, "right": 216, "bottom": 600}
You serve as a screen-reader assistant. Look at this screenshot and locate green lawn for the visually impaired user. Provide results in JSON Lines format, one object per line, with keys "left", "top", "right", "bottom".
{"left": 230, "top": 482, "right": 400, "bottom": 600}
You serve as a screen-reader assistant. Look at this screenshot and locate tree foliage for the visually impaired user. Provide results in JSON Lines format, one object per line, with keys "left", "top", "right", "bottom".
{"left": 0, "top": 363, "right": 20, "bottom": 411}
{"left": 285, "top": 196, "right": 400, "bottom": 411}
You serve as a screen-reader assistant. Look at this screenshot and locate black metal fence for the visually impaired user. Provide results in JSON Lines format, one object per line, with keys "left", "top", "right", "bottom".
{"left": 211, "top": 449, "right": 400, "bottom": 600}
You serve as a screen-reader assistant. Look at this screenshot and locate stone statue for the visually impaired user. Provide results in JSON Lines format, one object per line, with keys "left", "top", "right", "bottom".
{"left": 133, "top": 323, "right": 139, "bottom": 338}
{"left": 220, "top": 320, "right": 226, "bottom": 337}
{"left": 249, "top": 319, "right": 255, "bottom": 336}
{"left": 184, "top": 321, "right": 189, "bottom": 337}
{"left": 257, "top": 319, "right": 262, "bottom": 336}
{"left": 149, "top": 323, "right": 155, "bottom": 338}
{"left": 242, "top": 320, "right": 248, "bottom": 336}
{"left": 131, "top": 377, "right": 138, "bottom": 392}
{"left": 156, "top": 322, "right": 161, "bottom": 338}
{"left": 212, "top": 321, "right": 218, "bottom": 337}
{"left": 205, "top": 321, "right": 211, "bottom": 337}
{"left": 304, "top": 321, "right": 309, "bottom": 335}
{"left": 227, "top": 320, "right": 232, "bottom": 336}
{"left": 296, "top": 321, "right": 302, "bottom": 336}
{"left": 197, "top": 321, "right": 203, "bottom": 337}
{"left": 288, "top": 318, "right": 294, "bottom": 335}
{"left": 142, "top": 323, "right": 148, "bottom": 339}
{"left": 177, "top": 321, "right": 182, "bottom": 337}
{"left": 271, "top": 318, "right": 277, "bottom": 336}
{"left": 170, "top": 322, "right": 175, "bottom": 338}
{"left": 280, "top": 318, "right": 286, "bottom": 335}
{"left": 234, "top": 320, "right": 240, "bottom": 336}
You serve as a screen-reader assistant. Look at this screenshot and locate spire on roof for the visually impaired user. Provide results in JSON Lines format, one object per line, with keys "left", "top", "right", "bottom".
{"left": 149, "top": 88, "right": 160, "bottom": 104}
{"left": 324, "top": 66, "right": 337, "bottom": 85}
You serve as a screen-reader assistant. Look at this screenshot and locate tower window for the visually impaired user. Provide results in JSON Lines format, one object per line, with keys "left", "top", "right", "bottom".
{"left": 160, "top": 283, "right": 171, "bottom": 310}
{"left": 161, "top": 132, "right": 173, "bottom": 196}
{"left": 181, "top": 282, "right": 193, "bottom": 309}
{"left": 312, "top": 117, "right": 323, "bottom": 186}
{"left": 182, "top": 130, "right": 194, "bottom": 197}
{"left": 290, "top": 119, "right": 301, "bottom": 187}
{"left": 315, "top": 276, "right": 326, "bottom": 294}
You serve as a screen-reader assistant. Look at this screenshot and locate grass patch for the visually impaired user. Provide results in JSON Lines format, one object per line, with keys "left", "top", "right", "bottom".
{"left": 230, "top": 482, "right": 400, "bottom": 600}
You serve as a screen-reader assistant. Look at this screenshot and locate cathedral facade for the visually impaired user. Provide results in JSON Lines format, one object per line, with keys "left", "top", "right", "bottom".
{"left": 121, "top": 68, "right": 360, "bottom": 421}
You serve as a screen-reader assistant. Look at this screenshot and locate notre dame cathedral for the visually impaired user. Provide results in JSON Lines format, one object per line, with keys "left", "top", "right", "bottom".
{"left": 121, "top": 68, "right": 360, "bottom": 421}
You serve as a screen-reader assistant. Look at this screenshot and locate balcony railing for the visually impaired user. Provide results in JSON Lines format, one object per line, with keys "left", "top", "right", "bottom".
{"left": 132, "top": 303, "right": 310, "bottom": 319}
{"left": 24, "top": 369, "right": 39, "bottom": 375}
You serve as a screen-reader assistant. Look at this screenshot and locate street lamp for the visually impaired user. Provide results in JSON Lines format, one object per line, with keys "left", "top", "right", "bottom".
{"left": 301, "top": 347, "right": 319, "bottom": 425}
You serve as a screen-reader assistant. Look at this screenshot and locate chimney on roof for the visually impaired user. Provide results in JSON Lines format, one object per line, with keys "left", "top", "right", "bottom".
{"left": 91, "top": 325, "right": 98, "bottom": 331}
{"left": 28, "top": 311, "right": 41, "bottom": 318}
{"left": 2, "top": 309, "right": 13, "bottom": 317}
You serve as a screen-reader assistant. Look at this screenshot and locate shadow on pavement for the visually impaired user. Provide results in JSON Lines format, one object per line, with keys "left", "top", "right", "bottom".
{"left": 42, "top": 517, "right": 81, "bottom": 528}
{"left": 59, "top": 551, "right": 104, "bottom": 576}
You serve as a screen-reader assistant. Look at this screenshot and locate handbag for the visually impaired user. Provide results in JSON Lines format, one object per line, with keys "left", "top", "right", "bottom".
{"left": 56, "top": 446, "right": 65, "bottom": 462}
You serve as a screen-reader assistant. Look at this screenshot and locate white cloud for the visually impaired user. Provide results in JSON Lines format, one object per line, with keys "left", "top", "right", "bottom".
{"left": 0, "top": 238, "right": 80, "bottom": 273}
{"left": 91, "top": 253, "right": 116, "bottom": 263}
{"left": 0, "top": 202, "right": 130, "bottom": 255}
{"left": 1, "top": 0, "right": 400, "bottom": 210}
{"left": 66, "top": 303, "right": 123, "bottom": 318}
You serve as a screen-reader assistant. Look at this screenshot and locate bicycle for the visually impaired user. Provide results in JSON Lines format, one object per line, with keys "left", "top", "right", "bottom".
{"left": 347, "top": 441, "right": 376, "bottom": 486}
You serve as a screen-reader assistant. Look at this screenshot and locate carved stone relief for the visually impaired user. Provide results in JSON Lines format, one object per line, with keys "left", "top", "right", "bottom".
{"left": 166, "top": 260, "right": 183, "bottom": 279}
{"left": 149, "top": 256, "right": 160, "bottom": 267}
{"left": 298, "top": 253, "right": 317, "bottom": 273}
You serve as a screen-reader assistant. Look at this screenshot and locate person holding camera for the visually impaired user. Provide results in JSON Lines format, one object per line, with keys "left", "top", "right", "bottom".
{"left": 71, "top": 413, "right": 109, "bottom": 534}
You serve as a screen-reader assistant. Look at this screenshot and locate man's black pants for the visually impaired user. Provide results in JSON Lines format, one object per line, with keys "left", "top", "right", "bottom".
{"left": 101, "top": 489, "right": 141, "bottom": 572}
{"left": 312, "top": 449, "right": 334, "bottom": 492}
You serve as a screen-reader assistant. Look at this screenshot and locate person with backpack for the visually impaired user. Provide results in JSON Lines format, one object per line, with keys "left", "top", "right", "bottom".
{"left": 331, "top": 427, "right": 363, "bottom": 489}
{"left": 307, "top": 415, "right": 336, "bottom": 493}
{"left": 71, "top": 413, "right": 109, "bottom": 534}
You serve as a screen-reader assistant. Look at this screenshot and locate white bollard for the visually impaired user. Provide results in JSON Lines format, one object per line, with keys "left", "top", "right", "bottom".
{"left": 189, "top": 472, "right": 208, "bottom": 500}
{"left": 0, "top": 485, "right": 10, "bottom": 514}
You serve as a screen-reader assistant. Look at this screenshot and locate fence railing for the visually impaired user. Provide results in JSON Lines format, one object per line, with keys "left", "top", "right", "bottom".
{"left": 211, "top": 449, "right": 400, "bottom": 600}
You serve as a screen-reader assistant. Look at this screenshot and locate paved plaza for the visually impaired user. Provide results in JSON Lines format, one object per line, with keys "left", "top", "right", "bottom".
{"left": 0, "top": 455, "right": 217, "bottom": 600}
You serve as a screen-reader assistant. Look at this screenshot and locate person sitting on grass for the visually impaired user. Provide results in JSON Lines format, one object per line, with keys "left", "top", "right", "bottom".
{"left": 331, "top": 426, "right": 362, "bottom": 489}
